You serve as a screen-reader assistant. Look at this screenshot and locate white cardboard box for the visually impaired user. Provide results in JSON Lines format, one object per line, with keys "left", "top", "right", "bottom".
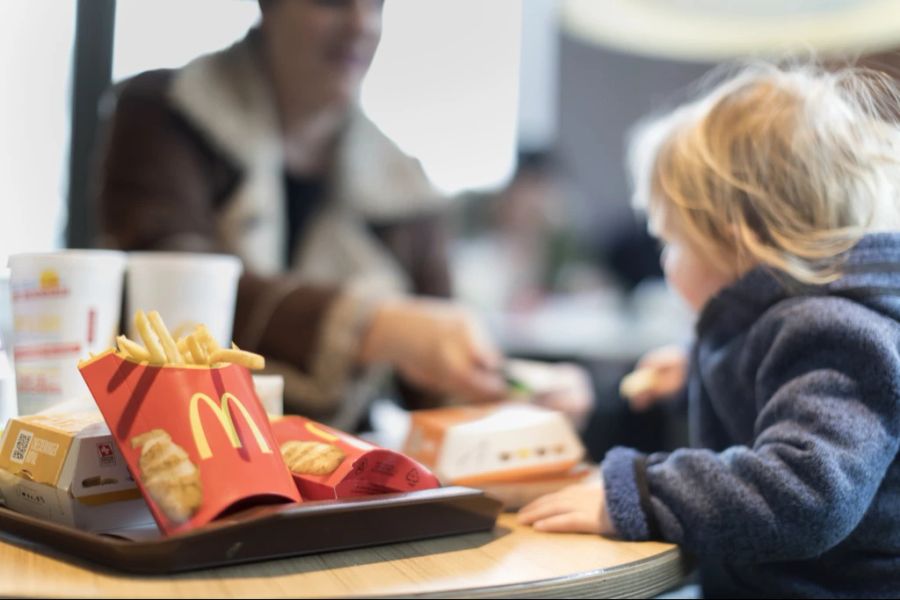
{"left": 0, "top": 411, "right": 155, "bottom": 532}
{"left": 403, "top": 404, "right": 585, "bottom": 486}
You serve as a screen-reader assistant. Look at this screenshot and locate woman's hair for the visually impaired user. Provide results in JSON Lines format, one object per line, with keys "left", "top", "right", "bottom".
{"left": 628, "top": 61, "right": 900, "bottom": 284}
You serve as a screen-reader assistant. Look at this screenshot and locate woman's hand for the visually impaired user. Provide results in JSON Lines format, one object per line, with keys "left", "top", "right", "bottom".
{"left": 619, "top": 344, "right": 688, "bottom": 412}
{"left": 508, "top": 360, "right": 595, "bottom": 429}
{"left": 360, "top": 297, "right": 507, "bottom": 403}
{"left": 517, "top": 478, "right": 616, "bottom": 536}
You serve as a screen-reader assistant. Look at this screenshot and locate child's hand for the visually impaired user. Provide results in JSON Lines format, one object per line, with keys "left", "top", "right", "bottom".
{"left": 619, "top": 344, "right": 688, "bottom": 412}
{"left": 517, "top": 479, "right": 616, "bottom": 536}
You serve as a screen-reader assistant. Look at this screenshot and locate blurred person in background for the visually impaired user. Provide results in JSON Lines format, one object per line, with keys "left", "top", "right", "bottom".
{"left": 94, "top": 0, "right": 508, "bottom": 429}
{"left": 93, "top": 0, "right": 593, "bottom": 431}
{"left": 452, "top": 150, "right": 586, "bottom": 313}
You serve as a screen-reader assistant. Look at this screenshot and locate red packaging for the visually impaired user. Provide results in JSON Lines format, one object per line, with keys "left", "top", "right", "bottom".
{"left": 271, "top": 416, "right": 439, "bottom": 500}
{"left": 79, "top": 350, "right": 301, "bottom": 535}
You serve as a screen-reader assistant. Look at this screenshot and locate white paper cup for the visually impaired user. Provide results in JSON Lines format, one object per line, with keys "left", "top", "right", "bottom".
{"left": 252, "top": 374, "right": 284, "bottom": 417}
{"left": 126, "top": 252, "right": 243, "bottom": 346}
{"left": 8, "top": 250, "right": 127, "bottom": 415}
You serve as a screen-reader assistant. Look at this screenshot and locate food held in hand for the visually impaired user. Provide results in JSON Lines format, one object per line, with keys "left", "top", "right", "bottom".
{"left": 619, "top": 367, "right": 657, "bottom": 399}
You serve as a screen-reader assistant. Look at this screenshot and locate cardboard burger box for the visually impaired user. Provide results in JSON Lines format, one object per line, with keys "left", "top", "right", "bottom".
{"left": 0, "top": 411, "right": 155, "bottom": 532}
{"left": 403, "top": 403, "right": 585, "bottom": 486}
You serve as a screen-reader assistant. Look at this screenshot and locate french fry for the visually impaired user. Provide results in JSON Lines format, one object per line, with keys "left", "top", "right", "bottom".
{"left": 196, "top": 324, "right": 220, "bottom": 355}
{"left": 187, "top": 334, "right": 208, "bottom": 365}
{"left": 110, "top": 313, "right": 264, "bottom": 370}
{"left": 134, "top": 310, "right": 167, "bottom": 364}
{"left": 117, "top": 335, "right": 151, "bottom": 362}
{"left": 184, "top": 348, "right": 197, "bottom": 365}
{"left": 208, "top": 348, "right": 265, "bottom": 371}
{"left": 174, "top": 338, "right": 192, "bottom": 364}
{"left": 148, "top": 311, "right": 182, "bottom": 364}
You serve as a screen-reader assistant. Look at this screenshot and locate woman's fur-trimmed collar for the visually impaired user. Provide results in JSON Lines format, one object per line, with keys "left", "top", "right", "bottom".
{"left": 167, "top": 29, "right": 444, "bottom": 220}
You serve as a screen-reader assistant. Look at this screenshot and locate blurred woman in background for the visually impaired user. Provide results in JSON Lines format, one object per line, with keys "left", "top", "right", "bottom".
{"left": 94, "top": 0, "right": 509, "bottom": 429}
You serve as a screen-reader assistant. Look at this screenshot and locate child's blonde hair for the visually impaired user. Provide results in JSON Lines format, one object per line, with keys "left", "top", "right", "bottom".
{"left": 628, "top": 62, "right": 900, "bottom": 284}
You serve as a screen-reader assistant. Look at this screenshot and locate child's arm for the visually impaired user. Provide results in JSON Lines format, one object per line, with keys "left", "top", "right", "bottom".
{"left": 600, "top": 304, "right": 900, "bottom": 563}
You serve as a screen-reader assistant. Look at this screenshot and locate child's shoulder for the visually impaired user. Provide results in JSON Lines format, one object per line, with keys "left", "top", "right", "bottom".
{"left": 756, "top": 293, "right": 899, "bottom": 335}
{"left": 746, "top": 293, "right": 900, "bottom": 370}
{"left": 735, "top": 293, "right": 900, "bottom": 427}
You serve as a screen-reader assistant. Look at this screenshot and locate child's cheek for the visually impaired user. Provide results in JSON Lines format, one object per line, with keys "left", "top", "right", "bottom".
{"left": 661, "top": 247, "right": 687, "bottom": 305}
{"left": 663, "top": 246, "right": 707, "bottom": 313}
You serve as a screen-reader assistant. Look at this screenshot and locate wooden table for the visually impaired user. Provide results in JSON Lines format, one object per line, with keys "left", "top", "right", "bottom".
{"left": 0, "top": 513, "right": 687, "bottom": 598}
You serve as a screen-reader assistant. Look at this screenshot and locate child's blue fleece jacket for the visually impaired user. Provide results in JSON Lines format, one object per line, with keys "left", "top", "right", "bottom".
{"left": 602, "top": 233, "right": 900, "bottom": 598}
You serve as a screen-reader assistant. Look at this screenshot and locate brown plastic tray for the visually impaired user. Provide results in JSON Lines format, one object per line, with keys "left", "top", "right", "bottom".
{"left": 0, "top": 486, "right": 502, "bottom": 574}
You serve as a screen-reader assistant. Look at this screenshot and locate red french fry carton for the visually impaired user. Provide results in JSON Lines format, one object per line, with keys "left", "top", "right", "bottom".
{"left": 270, "top": 416, "right": 439, "bottom": 501}
{"left": 78, "top": 350, "right": 301, "bottom": 535}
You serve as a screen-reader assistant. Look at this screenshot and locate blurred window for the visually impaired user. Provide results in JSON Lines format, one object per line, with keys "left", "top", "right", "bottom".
{"left": 112, "top": 0, "right": 259, "bottom": 81}
{"left": 112, "top": 0, "right": 521, "bottom": 196}
{"left": 0, "top": 1, "right": 77, "bottom": 267}
{"left": 0, "top": 0, "right": 528, "bottom": 266}
{"left": 361, "top": 0, "right": 520, "bottom": 194}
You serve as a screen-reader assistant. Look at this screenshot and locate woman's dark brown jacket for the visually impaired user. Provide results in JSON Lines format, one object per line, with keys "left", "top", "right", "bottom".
{"left": 94, "top": 32, "right": 451, "bottom": 428}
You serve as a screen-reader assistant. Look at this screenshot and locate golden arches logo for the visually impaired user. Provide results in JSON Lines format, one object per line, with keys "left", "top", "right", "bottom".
{"left": 305, "top": 421, "right": 340, "bottom": 443}
{"left": 189, "top": 392, "right": 272, "bottom": 460}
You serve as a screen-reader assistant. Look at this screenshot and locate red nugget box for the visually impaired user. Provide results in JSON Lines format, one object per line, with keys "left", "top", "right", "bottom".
{"left": 271, "top": 416, "right": 439, "bottom": 501}
{"left": 79, "top": 350, "right": 301, "bottom": 535}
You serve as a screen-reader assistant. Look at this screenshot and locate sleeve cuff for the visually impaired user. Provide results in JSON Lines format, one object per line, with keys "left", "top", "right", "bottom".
{"left": 601, "top": 446, "right": 661, "bottom": 541}
{"left": 238, "top": 277, "right": 389, "bottom": 416}
{"left": 310, "top": 286, "right": 386, "bottom": 399}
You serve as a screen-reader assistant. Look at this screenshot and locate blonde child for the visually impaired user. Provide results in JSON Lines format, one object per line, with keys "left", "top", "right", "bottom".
{"left": 519, "top": 63, "right": 900, "bottom": 598}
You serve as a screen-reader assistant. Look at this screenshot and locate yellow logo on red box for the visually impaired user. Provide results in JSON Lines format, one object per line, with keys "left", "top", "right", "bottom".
{"left": 189, "top": 392, "right": 273, "bottom": 460}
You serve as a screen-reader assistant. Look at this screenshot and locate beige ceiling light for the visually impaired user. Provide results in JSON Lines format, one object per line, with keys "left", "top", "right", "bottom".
{"left": 562, "top": 0, "right": 900, "bottom": 62}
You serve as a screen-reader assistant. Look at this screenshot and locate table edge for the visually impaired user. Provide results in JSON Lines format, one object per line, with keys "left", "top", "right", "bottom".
{"left": 357, "top": 545, "right": 689, "bottom": 599}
